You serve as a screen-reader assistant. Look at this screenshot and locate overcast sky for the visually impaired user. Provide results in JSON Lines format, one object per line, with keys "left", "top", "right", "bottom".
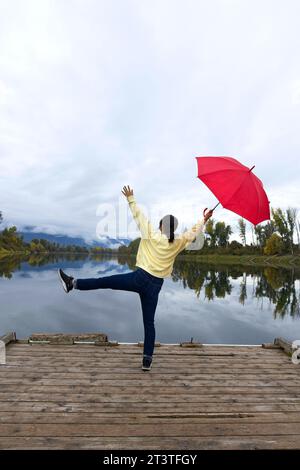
{"left": 1, "top": 0, "right": 300, "bottom": 242}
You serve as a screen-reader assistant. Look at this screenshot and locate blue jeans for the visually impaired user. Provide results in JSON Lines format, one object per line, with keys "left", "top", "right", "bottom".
{"left": 75, "top": 267, "right": 164, "bottom": 358}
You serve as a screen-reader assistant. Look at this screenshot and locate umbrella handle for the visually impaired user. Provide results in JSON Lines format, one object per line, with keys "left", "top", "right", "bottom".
{"left": 203, "top": 202, "right": 220, "bottom": 218}
{"left": 211, "top": 201, "right": 220, "bottom": 211}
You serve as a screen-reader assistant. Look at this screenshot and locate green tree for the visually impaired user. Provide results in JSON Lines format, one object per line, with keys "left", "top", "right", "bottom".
{"left": 238, "top": 218, "right": 246, "bottom": 246}
{"left": 214, "top": 221, "right": 232, "bottom": 247}
{"left": 264, "top": 233, "right": 284, "bottom": 255}
{"left": 0, "top": 226, "right": 24, "bottom": 251}
{"left": 254, "top": 225, "right": 264, "bottom": 248}
{"left": 272, "top": 208, "right": 291, "bottom": 253}
{"left": 254, "top": 221, "right": 275, "bottom": 250}
{"left": 205, "top": 219, "right": 217, "bottom": 248}
{"left": 286, "top": 207, "right": 297, "bottom": 254}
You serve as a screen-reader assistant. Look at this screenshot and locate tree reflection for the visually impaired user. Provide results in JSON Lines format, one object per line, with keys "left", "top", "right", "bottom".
{"left": 171, "top": 259, "right": 300, "bottom": 318}
{"left": 0, "top": 253, "right": 299, "bottom": 319}
{"left": 0, "top": 252, "right": 90, "bottom": 278}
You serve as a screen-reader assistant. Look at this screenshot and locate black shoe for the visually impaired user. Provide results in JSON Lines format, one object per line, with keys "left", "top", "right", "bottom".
{"left": 142, "top": 355, "right": 152, "bottom": 371}
{"left": 58, "top": 268, "right": 74, "bottom": 293}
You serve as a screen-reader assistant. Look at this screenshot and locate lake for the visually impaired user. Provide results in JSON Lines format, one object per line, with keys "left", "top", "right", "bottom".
{"left": 1, "top": 254, "right": 300, "bottom": 345}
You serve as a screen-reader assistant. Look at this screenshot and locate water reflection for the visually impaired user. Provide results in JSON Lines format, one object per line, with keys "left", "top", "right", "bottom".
{"left": 0, "top": 253, "right": 300, "bottom": 343}
{"left": 171, "top": 259, "right": 300, "bottom": 319}
{"left": 1, "top": 253, "right": 299, "bottom": 320}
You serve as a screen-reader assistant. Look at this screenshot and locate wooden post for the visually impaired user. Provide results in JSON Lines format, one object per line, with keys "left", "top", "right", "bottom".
{"left": 274, "top": 337, "right": 293, "bottom": 356}
{"left": 180, "top": 341, "right": 203, "bottom": 348}
{"left": 262, "top": 342, "right": 281, "bottom": 349}
{"left": 0, "top": 340, "right": 5, "bottom": 365}
{"left": 0, "top": 332, "right": 16, "bottom": 365}
{"left": 0, "top": 332, "right": 16, "bottom": 345}
{"left": 28, "top": 333, "right": 108, "bottom": 345}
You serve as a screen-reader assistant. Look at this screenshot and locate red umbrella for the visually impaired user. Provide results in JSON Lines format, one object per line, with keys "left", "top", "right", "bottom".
{"left": 196, "top": 156, "right": 270, "bottom": 225}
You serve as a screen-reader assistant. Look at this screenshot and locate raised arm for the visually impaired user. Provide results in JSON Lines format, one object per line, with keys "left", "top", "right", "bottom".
{"left": 180, "top": 208, "right": 213, "bottom": 250}
{"left": 122, "top": 185, "right": 154, "bottom": 239}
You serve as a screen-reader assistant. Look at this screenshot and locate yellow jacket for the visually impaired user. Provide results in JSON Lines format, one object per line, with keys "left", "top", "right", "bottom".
{"left": 127, "top": 195, "right": 205, "bottom": 278}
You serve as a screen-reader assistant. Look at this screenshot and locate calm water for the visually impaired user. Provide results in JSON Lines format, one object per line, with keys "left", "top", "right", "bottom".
{"left": 1, "top": 254, "right": 300, "bottom": 344}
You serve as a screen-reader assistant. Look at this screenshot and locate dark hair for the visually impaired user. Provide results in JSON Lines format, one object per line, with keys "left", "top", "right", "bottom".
{"left": 159, "top": 214, "right": 178, "bottom": 243}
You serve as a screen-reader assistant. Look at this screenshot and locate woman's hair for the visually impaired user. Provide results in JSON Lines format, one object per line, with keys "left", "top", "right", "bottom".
{"left": 159, "top": 214, "right": 178, "bottom": 243}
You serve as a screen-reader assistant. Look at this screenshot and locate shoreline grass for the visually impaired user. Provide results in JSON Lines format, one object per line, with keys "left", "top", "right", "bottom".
{"left": 177, "top": 253, "right": 300, "bottom": 268}
{"left": 1, "top": 248, "right": 299, "bottom": 268}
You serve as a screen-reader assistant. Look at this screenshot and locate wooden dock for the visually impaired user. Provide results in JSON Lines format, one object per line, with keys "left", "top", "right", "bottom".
{"left": 0, "top": 333, "right": 300, "bottom": 450}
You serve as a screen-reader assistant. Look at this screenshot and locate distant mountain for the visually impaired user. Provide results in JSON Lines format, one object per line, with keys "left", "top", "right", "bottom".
{"left": 19, "top": 230, "right": 131, "bottom": 249}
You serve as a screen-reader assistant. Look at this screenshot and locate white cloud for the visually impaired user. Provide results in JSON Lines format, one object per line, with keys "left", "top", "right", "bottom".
{"left": 1, "top": 0, "right": 300, "bottom": 241}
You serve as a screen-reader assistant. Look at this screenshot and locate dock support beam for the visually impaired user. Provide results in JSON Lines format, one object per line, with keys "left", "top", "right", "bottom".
{"left": 0, "top": 332, "right": 16, "bottom": 365}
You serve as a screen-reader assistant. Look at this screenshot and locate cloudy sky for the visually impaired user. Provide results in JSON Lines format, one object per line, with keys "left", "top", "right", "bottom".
{"left": 1, "top": 0, "right": 300, "bottom": 242}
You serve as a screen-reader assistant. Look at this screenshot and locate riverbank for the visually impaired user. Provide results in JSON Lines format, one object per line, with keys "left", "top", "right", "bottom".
{"left": 0, "top": 249, "right": 113, "bottom": 259}
{"left": 0, "top": 249, "right": 30, "bottom": 259}
{"left": 1, "top": 248, "right": 300, "bottom": 268}
{"left": 119, "top": 251, "right": 300, "bottom": 268}
{"left": 178, "top": 253, "right": 300, "bottom": 268}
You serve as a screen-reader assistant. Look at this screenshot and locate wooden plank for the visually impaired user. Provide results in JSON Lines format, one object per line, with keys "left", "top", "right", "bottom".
{"left": 3, "top": 358, "right": 300, "bottom": 369}
{"left": 1, "top": 392, "right": 300, "bottom": 403}
{"left": 3, "top": 355, "right": 289, "bottom": 366}
{"left": 4, "top": 362, "right": 292, "bottom": 370}
{"left": 2, "top": 366, "right": 299, "bottom": 375}
{"left": 29, "top": 333, "right": 108, "bottom": 345}
{"left": 5, "top": 355, "right": 291, "bottom": 366}
{"left": 8, "top": 342, "right": 278, "bottom": 355}
{"left": 1, "top": 435, "right": 300, "bottom": 450}
{"left": 0, "top": 371, "right": 299, "bottom": 382}
{"left": 2, "top": 363, "right": 300, "bottom": 377}
{"left": 0, "top": 384, "right": 295, "bottom": 395}
{"left": 14, "top": 342, "right": 263, "bottom": 349}
{"left": 1, "top": 402, "right": 300, "bottom": 413}
{"left": 0, "top": 375, "right": 299, "bottom": 386}
{"left": 5, "top": 343, "right": 285, "bottom": 352}
{"left": 4, "top": 345, "right": 269, "bottom": 352}
{"left": 9, "top": 343, "right": 283, "bottom": 352}
{"left": 1, "top": 421, "right": 300, "bottom": 437}
{"left": 1, "top": 411, "right": 300, "bottom": 424}
{"left": 0, "top": 381, "right": 298, "bottom": 389}
{"left": 6, "top": 351, "right": 285, "bottom": 360}
{"left": 4, "top": 353, "right": 289, "bottom": 361}
{"left": 4, "top": 356, "right": 294, "bottom": 367}
{"left": 0, "top": 365, "right": 299, "bottom": 376}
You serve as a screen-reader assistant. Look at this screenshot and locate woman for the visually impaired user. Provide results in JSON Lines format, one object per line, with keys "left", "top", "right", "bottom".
{"left": 58, "top": 185, "right": 213, "bottom": 371}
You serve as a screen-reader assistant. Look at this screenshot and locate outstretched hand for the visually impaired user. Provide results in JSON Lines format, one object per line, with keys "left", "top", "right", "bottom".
{"left": 121, "top": 185, "right": 134, "bottom": 198}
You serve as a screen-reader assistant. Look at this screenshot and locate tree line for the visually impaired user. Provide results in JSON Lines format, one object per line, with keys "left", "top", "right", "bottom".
{"left": 0, "top": 211, "right": 113, "bottom": 256}
{"left": 119, "top": 206, "right": 300, "bottom": 256}
{"left": 1, "top": 206, "right": 299, "bottom": 258}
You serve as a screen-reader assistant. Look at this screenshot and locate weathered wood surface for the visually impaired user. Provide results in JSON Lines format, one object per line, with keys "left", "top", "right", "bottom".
{"left": 0, "top": 332, "right": 16, "bottom": 345}
{"left": 274, "top": 337, "right": 294, "bottom": 355}
{"left": 29, "top": 332, "right": 108, "bottom": 345}
{"left": 0, "top": 342, "right": 299, "bottom": 450}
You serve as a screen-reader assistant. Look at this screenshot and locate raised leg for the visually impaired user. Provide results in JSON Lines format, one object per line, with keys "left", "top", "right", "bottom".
{"left": 75, "top": 270, "right": 139, "bottom": 293}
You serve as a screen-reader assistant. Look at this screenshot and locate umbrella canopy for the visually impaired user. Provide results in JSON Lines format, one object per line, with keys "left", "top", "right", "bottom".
{"left": 196, "top": 156, "right": 270, "bottom": 225}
